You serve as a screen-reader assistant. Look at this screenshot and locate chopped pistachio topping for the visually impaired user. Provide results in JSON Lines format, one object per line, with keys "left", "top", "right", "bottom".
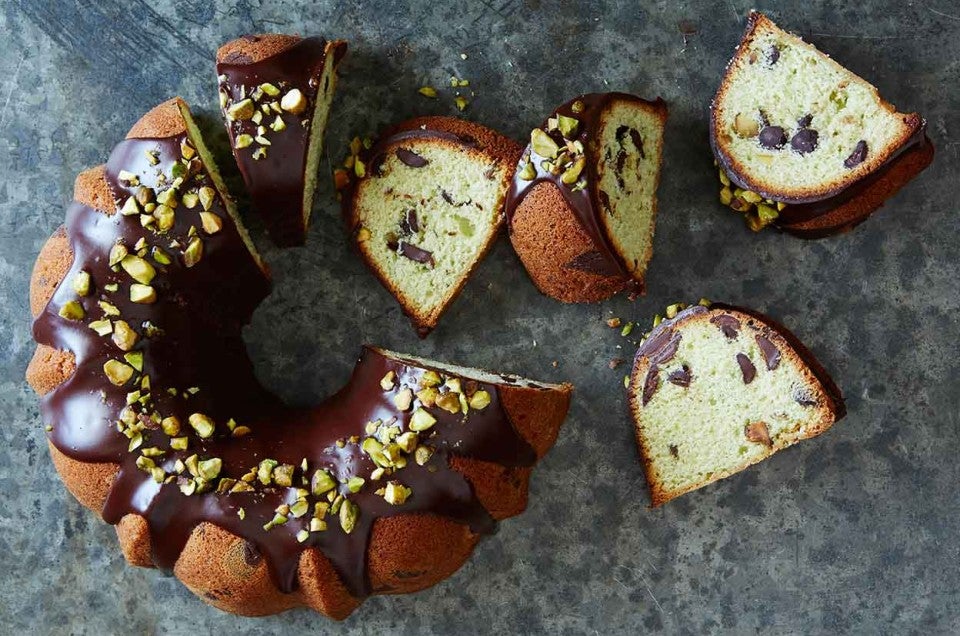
{"left": 382, "top": 481, "right": 412, "bottom": 505}
{"left": 339, "top": 500, "right": 358, "bottom": 534}
{"left": 420, "top": 370, "right": 442, "bottom": 388}
{"left": 109, "top": 243, "right": 129, "bottom": 267}
{"left": 468, "top": 390, "right": 491, "bottom": 410}
{"left": 227, "top": 98, "right": 255, "bottom": 121}
{"left": 557, "top": 115, "right": 579, "bottom": 139}
{"left": 182, "top": 237, "right": 203, "bottom": 268}
{"left": 418, "top": 86, "right": 438, "bottom": 98}
{"left": 118, "top": 170, "right": 139, "bottom": 185}
{"left": 380, "top": 371, "right": 396, "bottom": 391}
{"left": 188, "top": 413, "right": 215, "bottom": 439}
{"left": 311, "top": 469, "right": 336, "bottom": 496}
{"left": 58, "top": 300, "right": 85, "bottom": 321}
{"left": 199, "top": 212, "right": 222, "bottom": 235}
{"left": 198, "top": 186, "right": 216, "bottom": 211}
{"left": 414, "top": 445, "right": 434, "bottom": 466}
{"left": 161, "top": 416, "right": 181, "bottom": 436}
{"left": 198, "top": 458, "right": 222, "bottom": 481}
{"left": 531, "top": 128, "right": 560, "bottom": 159}
{"left": 103, "top": 359, "right": 134, "bottom": 386}
{"left": 72, "top": 271, "right": 92, "bottom": 296}
{"left": 269, "top": 115, "right": 286, "bottom": 132}
{"left": 129, "top": 284, "right": 157, "bottom": 304}
{"left": 280, "top": 88, "right": 307, "bottom": 114}
{"left": 123, "top": 351, "right": 143, "bottom": 372}
{"left": 88, "top": 319, "right": 113, "bottom": 336}
{"left": 273, "top": 464, "right": 295, "bottom": 487}
{"left": 518, "top": 161, "right": 536, "bottom": 180}
{"left": 120, "top": 255, "right": 156, "bottom": 285}
{"left": 393, "top": 388, "right": 414, "bottom": 411}
{"left": 409, "top": 408, "right": 437, "bottom": 432}
{"left": 436, "top": 392, "right": 460, "bottom": 414}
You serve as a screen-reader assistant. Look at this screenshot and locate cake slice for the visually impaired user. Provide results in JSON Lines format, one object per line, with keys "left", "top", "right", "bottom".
{"left": 628, "top": 302, "right": 844, "bottom": 506}
{"left": 507, "top": 93, "right": 668, "bottom": 302}
{"left": 711, "top": 12, "right": 932, "bottom": 236}
{"left": 217, "top": 34, "right": 347, "bottom": 246}
{"left": 342, "top": 116, "right": 522, "bottom": 336}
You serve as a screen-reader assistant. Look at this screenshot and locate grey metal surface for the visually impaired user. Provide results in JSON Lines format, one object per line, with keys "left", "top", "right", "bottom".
{"left": 1, "top": 0, "right": 958, "bottom": 633}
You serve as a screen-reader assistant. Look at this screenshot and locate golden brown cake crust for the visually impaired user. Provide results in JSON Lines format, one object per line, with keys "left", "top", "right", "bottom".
{"left": 510, "top": 182, "right": 627, "bottom": 303}
{"left": 216, "top": 34, "right": 303, "bottom": 65}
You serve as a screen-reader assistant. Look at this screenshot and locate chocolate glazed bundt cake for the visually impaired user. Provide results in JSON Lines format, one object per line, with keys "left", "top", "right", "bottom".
{"left": 26, "top": 98, "right": 573, "bottom": 619}
{"left": 711, "top": 12, "right": 934, "bottom": 238}
{"left": 628, "top": 302, "right": 844, "bottom": 506}
{"left": 506, "top": 93, "right": 668, "bottom": 303}
{"left": 342, "top": 116, "right": 522, "bottom": 336}
{"left": 217, "top": 34, "right": 347, "bottom": 246}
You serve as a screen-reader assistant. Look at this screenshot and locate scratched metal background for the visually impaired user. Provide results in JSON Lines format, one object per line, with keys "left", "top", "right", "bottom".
{"left": 1, "top": 1, "right": 959, "bottom": 633}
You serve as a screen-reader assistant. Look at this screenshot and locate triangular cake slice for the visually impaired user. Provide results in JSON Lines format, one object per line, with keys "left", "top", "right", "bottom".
{"left": 217, "top": 34, "right": 347, "bottom": 246}
{"left": 628, "top": 302, "right": 844, "bottom": 506}
{"left": 506, "top": 93, "right": 668, "bottom": 302}
{"left": 711, "top": 12, "right": 931, "bottom": 235}
{"left": 342, "top": 116, "right": 521, "bottom": 336}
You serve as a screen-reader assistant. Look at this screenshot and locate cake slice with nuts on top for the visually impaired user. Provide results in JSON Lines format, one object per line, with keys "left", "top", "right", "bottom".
{"left": 217, "top": 34, "right": 347, "bottom": 246}
{"left": 628, "top": 301, "right": 844, "bottom": 506}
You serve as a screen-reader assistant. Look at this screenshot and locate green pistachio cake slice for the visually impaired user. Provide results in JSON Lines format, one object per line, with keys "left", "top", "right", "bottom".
{"left": 343, "top": 116, "right": 522, "bottom": 336}
{"left": 628, "top": 303, "right": 844, "bottom": 506}
{"left": 711, "top": 12, "right": 923, "bottom": 205}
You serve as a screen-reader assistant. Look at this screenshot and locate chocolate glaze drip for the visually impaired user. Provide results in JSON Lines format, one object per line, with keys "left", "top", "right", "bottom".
{"left": 218, "top": 37, "right": 347, "bottom": 246}
{"left": 505, "top": 93, "right": 650, "bottom": 290}
{"left": 33, "top": 134, "right": 536, "bottom": 599}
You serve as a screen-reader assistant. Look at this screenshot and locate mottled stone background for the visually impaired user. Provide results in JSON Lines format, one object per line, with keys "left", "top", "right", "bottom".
{"left": 1, "top": 0, "right": 958, "bottom": 633}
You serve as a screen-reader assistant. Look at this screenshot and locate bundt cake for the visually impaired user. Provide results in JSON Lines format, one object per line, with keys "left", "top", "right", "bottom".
{"left": 628, "top": 302, "right": 844, "bottom": 506}
{"left": 506, "top": 93, "right": 668, "bottom": 303}
{"left": 342, "top": 116, "right": 522, "bottom": 336}
{"left": 217, "top": 34, "right": 347, "bottom": 246}
{"left": 26, "top": 98, "right": 573, "bottom": 618}
{"left": 711, "top": 12, "right": 934, "bottom": 237}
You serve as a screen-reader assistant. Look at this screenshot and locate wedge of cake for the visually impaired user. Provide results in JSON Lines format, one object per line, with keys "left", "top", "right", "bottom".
{"left": 342, "top": 116, "right": 522, "bottom": 336}
{"left": 628, "top": 302, "right": 844, "bottom": 506}
{"left": 217, "top": 34, "right": 347, "bottom": 246}
{"left": 711, "top": 12, "right": 933, "bottom": 237}
{"left": 507, "top": 93, "right": 668, "bottom": 302}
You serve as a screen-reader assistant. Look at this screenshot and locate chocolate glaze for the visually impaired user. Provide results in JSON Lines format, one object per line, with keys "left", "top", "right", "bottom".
{"left": 218, "top": 37, "right": 347, "bottom": 247}
{"left": 33, "top": 133, "right": 537, "bottom": 599}
{"left": 505, "top": 93, "right": 655, "bottom": 290}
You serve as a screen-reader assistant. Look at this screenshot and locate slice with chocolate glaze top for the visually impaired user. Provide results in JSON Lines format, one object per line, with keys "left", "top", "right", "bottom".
{"left": 507, "top": 93, "right": 667, "bottom": 303}
{"left": 217, "top": 34, "right": 347, "bottom": 246}
{"left": 628, "top": 302, "right": 843, "bottom": 507}
{"left": 342, "top": 116, "right": 522, "bottom": 337}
